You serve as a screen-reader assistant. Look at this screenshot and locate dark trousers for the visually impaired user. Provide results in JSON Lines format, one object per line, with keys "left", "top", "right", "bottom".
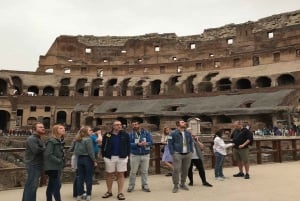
{"left": 46, "top": 170, "right": 61, "bottom": 201}
{"left": 77, "top": 156, "right": 94, "bottom": 196}
{"left": 188, "top": 158, "right": 207, "bottom": 184}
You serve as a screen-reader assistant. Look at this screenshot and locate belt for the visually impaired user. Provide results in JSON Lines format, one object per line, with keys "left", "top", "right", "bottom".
{"left": 179, "top": 152, "right": 189, "bottom": 155}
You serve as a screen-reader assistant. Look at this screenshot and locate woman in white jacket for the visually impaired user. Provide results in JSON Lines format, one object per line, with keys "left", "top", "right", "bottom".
{"left": 213, "top": 130, "right": 234, "bottom": 180}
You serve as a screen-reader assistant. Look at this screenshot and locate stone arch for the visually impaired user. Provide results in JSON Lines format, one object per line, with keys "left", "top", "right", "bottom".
{"left": 91, "top": 78, "right": 103, "bottom": 96}
{"left": 166, "top": 76, "right": 181, "bottom": 95}
{"left": 11, "top": 76, "right": 23, "bottom": 95}
{"left": 27, "top": 117, "right": 37, "bottom": 125}
{"left": 185, "top": 75, "right": 197, "bottom": 94}
{"left": 256, "top": 76, "right": 272, "bottom": 88}
{"left": 105, "top": 78, "right": 117, "bottom": 96}
{"left": 150, "top": 79, "right": 161, "bottom": 95}
{"left": 43, "top": 117, "right": 51, "bottom": 129}
{"left": 133, "top": 80, "right": 145, "bottom": 96}
{"left": 59, "top": 86, "right": 70, "bottom": 96}
{"left": 43, "top": 86, "right": 55, "bottom": 96}
{"left": 0, "top": 110, "right": 10, "bottom": 130}
{"left": 85, "top": 116, "right": 93, "bottom": 127}
{"left": 119, "top": 78, "right": 131, "bottom": 96}
{"left": 277, "top": 74, "right": 295, "bottom": 86}
{"left": 236, "top": 78, "right": 251, "bottom": 89}
{"left": 56, "top": 111, "right": 67, "bottom": 124}
{"left": 0, "top": 78, "right": 7, "bottom": 96}
{"left": 215, "top": 115, "right": 232, "bottom": 123}
{"left": 28, "top": 86, "right": 39, "bottom": 95}
{"left": 75, "top": 78, "right": 87, "bottom": 96}
{"left": 198, "top": 82, "right": 213, "bottom": 93}
{"left": 216, "top": 78, "right": 231, "bottom": 91}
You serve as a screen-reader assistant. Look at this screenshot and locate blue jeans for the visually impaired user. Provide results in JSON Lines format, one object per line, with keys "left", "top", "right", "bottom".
{"left": 77, "top": 156, "right": 94, "bottom": 196}
{"left": 46, "top": 170, "right": 61, "bottom": 201}
{"left": 22, "top": 164, "right": 42, "bottom": 201}
{"left": 128, "top": 154, "right": 150, "bottom": 188}
{"left": 214, "top": 152, "right": 225, "bottom": 177}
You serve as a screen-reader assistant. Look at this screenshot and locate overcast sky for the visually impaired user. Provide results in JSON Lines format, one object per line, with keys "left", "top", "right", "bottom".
{"left": 0, "top": 0, "right": 299, "bottom": 71}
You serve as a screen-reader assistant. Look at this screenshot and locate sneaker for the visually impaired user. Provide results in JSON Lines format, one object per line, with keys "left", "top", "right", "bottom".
{"left": 127, "top": 185, "right": 134, "bottom": 192}
{"left": 203, "top": 182, "right": 213, "bottom": 187}
{"left": 216, "top": 177, "right": 224, "bottom": 181}
{"left": 179, "top": 184, "right": 189, "bottom": 190}
{"left": 86, "top": 195, "right": 91, "bottom": 201}
{"left": 188, "top": 182, "right": 193, "bottom": 186}
{"left": 233, "top": 172, "right": 245, "bottom": 177}
{"left": 77, "top": 196, "right": 81, "bottom": 201}
{"left": 142, "top": 186, "right": 151, "bottom": 192}
{"left": 165, "top": 172, "right": 172, "bottom": 176}
{"left": 172, "top": 185, "right": 179, "bottom": 193}
{"left": 244, "top": 173, "right": 250, "bottom": 179}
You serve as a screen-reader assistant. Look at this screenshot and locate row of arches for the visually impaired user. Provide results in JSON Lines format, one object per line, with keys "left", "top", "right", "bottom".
{"left": 0, "top": 73, "right": 295, "bottom": 97}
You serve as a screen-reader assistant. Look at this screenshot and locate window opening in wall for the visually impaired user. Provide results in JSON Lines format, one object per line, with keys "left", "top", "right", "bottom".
{"left": 296, "top": 49, "right": 300, "bottom": 57}
{"left": 209, "top": 53, "right": 214, "bottom": 57}
{"left": 154, "top": 46, "right": 160, "bottom": 52}
{"left": 68, "top": 59, "right": 73, "bottom": 62}
{"left": 268, "top": 32, "right": 274, "bottom": 39}
{"left": 196, "top": 63, "right": 202, "bottom": 70}
{"left": 190, "top": 43, "right": 196, "bottom": 49}
{"left": 233, "top": 58, "right": 240, "bottom": 67}
{"left": 107, "top": 108, "right": 117, "bottom": 112}
{"left": 227, "top": 38, "right": 233, "bottom": 45}
{"left": 172, "top": 56, "right": 177, "bottom": 61}
{"left": 252, "top": 56, "right": 260, "bottom": 66}
{"left": 45, "top": 106, "right": 51, "bottom": 112}
{"left": 45, "top": 68, "right": 53, "bottom": 73}
{"left": 138, "top": 58, "right": 143, "bottom": 62}
{"left": 112, "top": 67, "right": 118, "bottom": 74}
{"left": 177, "top": 66, "right": 183, "bottom": 74}
{"left": 214, "top": 61, "right": 221, "bottom": 68}
{"left": 160, "top": 66, "right": 165, "bottom": 73}
{"left": 103, "top": 59, "right": 108, "bottom": 63}
{"left": 97, "top": 68, "right": 103, "bottom": 77}
{"left": 81, "top": 67, "right": 87, "bottom": 73}
{"left": 273, "top": 52, "right": 280, "bottom": 62}
{"left": 85, "top": 48, "right": 92, "bottom": 53}
{"left": 144, "top": 67, "right": 148, "bottom": 74}
{"left": 30, "top": 106, "right": 36, "bottom": 112}
{"left": 64, "top": 68, "right": 71, "bottom": 74}
{"left": 121, "top": 50, "right": 127, "bottom": 54}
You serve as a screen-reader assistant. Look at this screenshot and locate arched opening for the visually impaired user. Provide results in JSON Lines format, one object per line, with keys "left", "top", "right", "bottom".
{"left": 0, "top": 110, "right": 10, "bottom": 130}
{"left": 91, "top": 78, "right": 103, "bottom": 96}
{"left": 56, "top": 111, "right": 67, "bottom": 124}
{"left": 277, "top": 74, "right": 295, "bottom": 86}
{"left": 133, "top": 80, "right": 144, "bottom": 96}
{"left": 216, "top": 78, "right": 231, "bottom": 91}
{"left": 185, "top": 75, "right": 196, "bottom": 94}
{"left": 105, "top": 78, "right": 117, "bottom": 96}
{"left": 28, "top": 86, "right": 39, "bottom": 95}
{"left": 166, "top": 76, "right": 181, "bottom": 95}
{"left": 75, "top": 78, "right": 87, "bottom": 96}
{"left": 0, "top": 79, "right": 7, "bottom": 96}
{"left": 117, "top": 117, "right": 128, "bottom": 128}
{"left": 198, "top": 82, "right": 213, "bottom": 93}
{"left": 11, "top": 76, "right": 23, "bottom": 95}
{"left": 236, "top": 78, "right": 251, "bottom": 89}
{"left": 216, "top": 115, "right": 232, "bottom": 123}
{"left": 150, "top": 80, "right": 161, "bottom": 95}
{"left": 43, "top": 117, "right": 51, "bottom": 129}
{"left": 120, "top": 78, "right": 130, "bottom": 96}
{"left": 85, "top": 116, "right": 93, "bottom": 127}
{"left": 60, "top": 78, "right": 70, "bottom": 86}
{"left": 43, "top": 86, "right": 55, "bottom": 96}
{"left": 198, "top": 115, "right": 213, "bottom": 134}
{"left": 146, "top": 116, "right": 160, "bottom": 129}
{"left": 95, "top": 118, "right": 102, "bottom": 126}
{"left": 59, "top": 86, "right": 70, "bottom": 96}
{"left": 27, "top": 117, "right": 37, "bottom": 126}
{"left": 256, "top": 76, "right": 271, "bottom": 88}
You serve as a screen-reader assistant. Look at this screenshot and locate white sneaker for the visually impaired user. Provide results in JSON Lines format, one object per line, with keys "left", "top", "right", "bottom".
{"left": 76, "top": 196, "right": 81, "bottom": 201}
{"left": 86, "top": 195, "right": 91, "bottom": 201}
{"left": 216, "top": 177, "right": 224, "bottom": 181}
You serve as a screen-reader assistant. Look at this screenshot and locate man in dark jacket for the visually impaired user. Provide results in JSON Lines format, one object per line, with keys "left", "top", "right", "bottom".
{"left": 231, "top": 121, "right": 253, "bottom": 179}
{"left": 101, "top": 120, "right": 130, "bottom": 200}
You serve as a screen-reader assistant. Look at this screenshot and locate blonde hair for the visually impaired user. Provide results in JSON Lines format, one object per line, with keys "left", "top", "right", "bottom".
{"left": 75, "top": 126, "right": 90, "bottom": 141}
{"left": 51, "top": 124, "right": 64, "bottom": 139}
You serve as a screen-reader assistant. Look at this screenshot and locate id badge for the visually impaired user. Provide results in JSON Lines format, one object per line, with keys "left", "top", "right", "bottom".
{"left": 135, "top": 139, "right": 139, "bottom": 143}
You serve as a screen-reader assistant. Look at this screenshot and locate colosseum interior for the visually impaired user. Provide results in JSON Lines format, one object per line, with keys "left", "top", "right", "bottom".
{"left": 1, "top": 9, "right": 300, "bottom": 134}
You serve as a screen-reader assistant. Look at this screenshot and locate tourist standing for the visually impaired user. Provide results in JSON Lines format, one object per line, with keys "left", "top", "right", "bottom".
{"left": 161, "top": 127, "right": 173, "bottom": 176}
{"left": 168, "top": 120, "right": 193, "bottom": 193}
{"left": 102, "top": 120, "right": 130, "bottom": 200}
{"left": 44, "top": 124, "right": 66, "bottom": 201}
{"left": 127, "top": 120, "right": 153, "bottom": 192}
{"left": 22, "top": 122, "right": 46, "bottom": 201}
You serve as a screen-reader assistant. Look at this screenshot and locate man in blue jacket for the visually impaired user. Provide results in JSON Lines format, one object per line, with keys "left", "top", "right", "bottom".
{"left": 127, "top": 120, "right": 153, "bottom": 193}
{"left": 168, "top": 120, "right": 193, "bottom": 193}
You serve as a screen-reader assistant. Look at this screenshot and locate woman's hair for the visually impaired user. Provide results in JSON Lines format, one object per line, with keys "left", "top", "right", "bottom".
{"left": 163, "top": 127, "right": 170, "bottom": 135}
{"left": 213, "top": 130, "right": 223, "bottom": 140}
{"left": 75, "top": 126, "right": 90, "bottom": 141}
{"left": 52, "top": 124, "right": 64, "bottom": 139}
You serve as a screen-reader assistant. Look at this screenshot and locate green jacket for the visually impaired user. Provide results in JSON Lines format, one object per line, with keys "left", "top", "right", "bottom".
{"left": 44, "top": 137, "right": 65, "bottom": 171}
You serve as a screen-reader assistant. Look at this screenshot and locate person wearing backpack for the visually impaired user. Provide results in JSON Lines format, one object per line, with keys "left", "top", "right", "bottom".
{"left": 231, "top": 121, "right": 253, "bottom": 179}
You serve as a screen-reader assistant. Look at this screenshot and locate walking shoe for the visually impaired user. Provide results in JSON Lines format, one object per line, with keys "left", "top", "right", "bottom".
{"left": 172, "top": 185, "right": 179, "bottom": 193}
{"left": 142, "top": 185, "right": 151, "bottom": 192}
{"left": 127, "top": 186, "right": 134, "bottom": 192}
{"left": 76, "top": 196, "right": 81, "bottom": 201}
{"left": 203, "top": 182, "right": 213, "bottom": 187}
{"left": 179, "top": 184, "right": 189, "bottom": 190}
{"left": 188, "top": 182, "right": 193, "bottom": 186}
{"left": 86, "top": 195, "right": 91, "bottom": 201}
{"left": 244, "top": 173, "right": 250, "bottom": 179}
{"left": 233, "top": 172, "right": 245, "bottom": 177}
{"left": 165, "top": 172, "right": 172, "bottom": 176}
{"left": 216, "top": 177, "right": 224, "bottom": 181}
